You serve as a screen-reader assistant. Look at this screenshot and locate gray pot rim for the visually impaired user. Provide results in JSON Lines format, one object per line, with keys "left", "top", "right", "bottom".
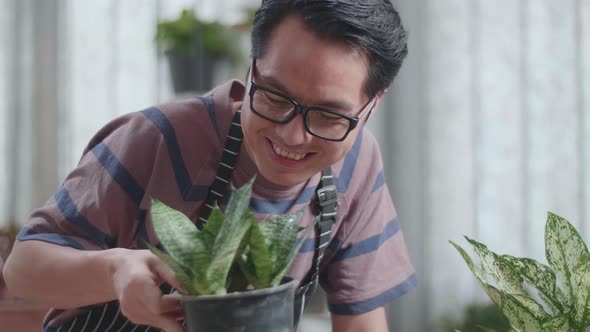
{"left": 177, "top": 278, "right": 299, "bottom": 302}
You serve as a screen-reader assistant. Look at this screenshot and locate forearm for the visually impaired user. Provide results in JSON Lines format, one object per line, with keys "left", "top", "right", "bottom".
{"left": 3, "top": 240, "right": 120, "bottom": 308}
{"left": 331, "top": 307, "right": 389, "bottom": 332}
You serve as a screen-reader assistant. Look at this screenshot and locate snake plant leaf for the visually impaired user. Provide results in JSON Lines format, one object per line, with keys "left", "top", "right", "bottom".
{"left": 198, "top": 206, "right": 224, "bottom": 249}
{"left": 270, "top": 210, "right": 313, "bottom": 286}
{"left": 244, "top": 217, "right": 274, "bottom": 288}
{"left": 206, "top": 179, "right": 255, "bottom": 294}
{"left": 465, "top": 237, "right": 524, "bottom": 295}
{"left": 236, "top": 251, "right": 257, "bottom": 288}
{"left": 150, "top": 199, "right": 213, "bottom": 294}
{"left": 501, "top": 255, "right": 564, "bottom": 315}
{"left": 573, "top": 253, "right": 590, "bottom": 326}
{"left": 145, "top": 242, "right": 197, "bottom": 294}
{"left": 238, "top": 208, "right": 309, "bottom": 288}
{"left": 150, "top": 199, "right": 206, "bottom": 277}
{"left": 545, "top": 212, "right": 589, "bottom": 305}
{"left": 262, "top": 210, "right": 305, "bottom": 271}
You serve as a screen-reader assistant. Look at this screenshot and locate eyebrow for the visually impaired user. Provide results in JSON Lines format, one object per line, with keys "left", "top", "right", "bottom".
{"left": 258, "top": 73, "right": 355, "bottom": 111}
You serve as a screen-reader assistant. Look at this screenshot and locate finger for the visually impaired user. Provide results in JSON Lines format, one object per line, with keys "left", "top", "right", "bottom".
{"left": 149, "top": 255, "right": 186, "bottom": 292}
{"left": 159, "top": 294, "right": 182, "bottom": 314}
{"left": 155, "top": 317, "right": 185, "bottom": 332}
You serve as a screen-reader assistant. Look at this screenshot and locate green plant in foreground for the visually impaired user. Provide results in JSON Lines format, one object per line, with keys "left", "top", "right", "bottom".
{"left": 148, "top": 178, "right": 311, "bottom": 296}
{"left": 442, "top": 302, "right": 510, "bottom": 332}
{"left": 451, "top": 212, "right": 590, "bottom": 332}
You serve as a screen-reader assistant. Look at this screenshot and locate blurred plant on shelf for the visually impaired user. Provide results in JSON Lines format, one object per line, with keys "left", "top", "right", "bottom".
{"left": 155, "top": 9, "right": 244, "bottom": 93}
{"left": 0, "top": 221, "right": 20, "bottom": 300}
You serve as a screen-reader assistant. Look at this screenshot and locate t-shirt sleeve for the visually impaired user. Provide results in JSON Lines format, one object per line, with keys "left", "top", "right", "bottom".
{"left": 17, "top": 110, "right": 166, "bottom": 250}
{"left": 319, "top": 130, "right": 417, "bottom": 315}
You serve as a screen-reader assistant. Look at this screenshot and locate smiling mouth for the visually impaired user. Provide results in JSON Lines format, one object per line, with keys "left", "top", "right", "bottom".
{"left": 270, "top": 141, "right": 308, "bottom": 161}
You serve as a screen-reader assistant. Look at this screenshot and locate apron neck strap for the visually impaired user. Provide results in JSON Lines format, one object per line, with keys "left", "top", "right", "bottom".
{"left": 196, "top": 109, "right": 243, "bottom": 229}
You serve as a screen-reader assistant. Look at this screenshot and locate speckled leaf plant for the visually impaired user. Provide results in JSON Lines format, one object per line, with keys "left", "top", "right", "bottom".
{"left": 450, "top": 212, "right": 590, "bottom": 332}
{"left": 147, "top": 178, "right": 311, "bottom": 296}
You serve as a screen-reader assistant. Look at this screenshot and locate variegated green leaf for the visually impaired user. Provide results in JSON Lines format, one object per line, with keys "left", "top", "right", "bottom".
{"left": 450, "top": 241, "right": 485, "bottom": 283}
{"left": 450, "top": 241, "right": 502, "bottom": 306}
{"left": 198, "top": 206, "right": 224, "bottom": 250}
{"left": 225, "top": 262, "right": 250, "bottom": 292}
{"left": 236, "top": 252, "right": 257, "bottom": 288}
{"left": 545, "top": 212, "right": 589, "bottom": 306}
{"left": 206, "top": 179, "right": 255, "bottom": 294}
{"left": 244, "top": 217, "right": 273, "bottom": 288}
{"left": 145, "top": 242, "right": 197, "bottom": 294}
{"left": 542, "top": 314, "right": 575, "bottom": 331}
{"left": 573, "top": 253, "right": 590, "bottom": 327}
{"left": 466, "top": 237, "right": 524, "bottom": 295}
{"left": 151, "top": 177, "right": 311, "bottom": 296}
{"left": 270, "top": 211, "right": 313, "bottom": 286}
{"left": 150, "top": 199, "right": 202, "bottom": 263}
{"left": 150, "top": 199, "right": 210, "bottom": 292}
{"left": 475, "top": 326, "right": 497, "bottom": 332}
{"left": 502, "top": 255, "right": 563, "bottom": 314}
{"left": 500, "top": 293, "right": 546, "bottom": 332}
{"left": 262, "top": 210, "right": 305, "bottom": 272}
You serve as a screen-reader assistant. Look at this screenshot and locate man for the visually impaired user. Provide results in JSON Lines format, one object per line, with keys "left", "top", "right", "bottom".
{"left": 3, "top": 1, "right": 415, "bottom": 331}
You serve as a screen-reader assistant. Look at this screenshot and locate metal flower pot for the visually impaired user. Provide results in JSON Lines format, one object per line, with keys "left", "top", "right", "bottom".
{"left": 181, "top": 278, "right": 298, "bottom": 332}
{"left": 166, "top": 34, "right": 215, "bottom": 94}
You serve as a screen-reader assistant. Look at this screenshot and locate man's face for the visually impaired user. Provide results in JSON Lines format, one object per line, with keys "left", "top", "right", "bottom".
{"left": 242, "top": 15, "right": 379, "bottom": 187}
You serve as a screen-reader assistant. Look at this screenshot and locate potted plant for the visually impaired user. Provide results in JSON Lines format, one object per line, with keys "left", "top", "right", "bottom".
{"left": 155, "top": 9, "right": 241, "bottom": 94}
{"left": 451, "top": 212, "right": 590, "bottom": 331}
{"left": 0, "top": 222, "right": 20, "bottom": 301}
{"left": 148, "top": 178, "right": 313, "bottom": 332}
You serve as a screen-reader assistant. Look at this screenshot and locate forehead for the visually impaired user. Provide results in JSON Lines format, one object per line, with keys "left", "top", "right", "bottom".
{"left": 255, "top": 15, "right": 369, "bottom": 107}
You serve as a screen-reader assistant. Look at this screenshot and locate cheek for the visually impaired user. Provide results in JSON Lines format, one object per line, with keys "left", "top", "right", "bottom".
{"left": 321, "top": 140, "right": 354, "bottom": 164}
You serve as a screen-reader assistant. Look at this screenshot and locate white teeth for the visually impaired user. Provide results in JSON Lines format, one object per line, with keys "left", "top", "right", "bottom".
{"left": 272, "top": 143, "right": 306, "bottom": 161}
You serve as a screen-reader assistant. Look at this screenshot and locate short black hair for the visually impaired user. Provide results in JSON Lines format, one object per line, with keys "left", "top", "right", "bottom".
{"left": 251, "top": 0, "right": 408, "bottom": 98}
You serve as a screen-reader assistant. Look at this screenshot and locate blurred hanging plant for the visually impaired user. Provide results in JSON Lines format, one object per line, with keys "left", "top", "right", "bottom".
{"left": 147, "top": 177, "right": 312, "bottom": 295}
{"left": 450, "top": 212, "right": 590, "bottom": 332}
{"left": 154, "top": 9, "right": 239, "bottom": 60}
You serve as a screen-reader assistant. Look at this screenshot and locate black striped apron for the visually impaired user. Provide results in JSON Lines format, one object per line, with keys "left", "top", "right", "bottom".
{"left": 47, "top": 109, "right": 337, "bottom": 332}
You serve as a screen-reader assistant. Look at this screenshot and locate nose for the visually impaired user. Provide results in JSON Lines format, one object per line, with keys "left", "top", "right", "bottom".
{"left": 276, "top": 113, "right": 312, "bottom": 146}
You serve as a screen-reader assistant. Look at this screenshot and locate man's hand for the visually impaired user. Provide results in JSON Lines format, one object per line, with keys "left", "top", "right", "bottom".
{"left": 110, "top": 249, "right": 185, "bottom": 332}
{"left": 331, "top": 307, "right": 389, "bottom": 332}
{"left": 5, "top": 241, "right": 187, "bottom": 331}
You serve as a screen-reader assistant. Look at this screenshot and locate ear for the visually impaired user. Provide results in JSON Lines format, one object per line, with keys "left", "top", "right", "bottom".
{"left": 364, "top": 90, "right": 386, "bottom": 123}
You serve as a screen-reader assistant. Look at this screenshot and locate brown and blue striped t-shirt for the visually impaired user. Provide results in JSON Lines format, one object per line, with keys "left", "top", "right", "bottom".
{"left": 18, "top": 80, "right": 416, "bottom": 332}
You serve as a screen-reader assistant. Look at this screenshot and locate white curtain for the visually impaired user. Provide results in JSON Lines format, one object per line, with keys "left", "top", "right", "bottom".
{"left": 379, "top": 0, "right": 590, "bottom": 330}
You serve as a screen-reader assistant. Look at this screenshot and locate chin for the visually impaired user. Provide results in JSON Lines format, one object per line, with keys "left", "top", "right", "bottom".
{"left": 258, "top": 169, "right": 309, "bottom": 188}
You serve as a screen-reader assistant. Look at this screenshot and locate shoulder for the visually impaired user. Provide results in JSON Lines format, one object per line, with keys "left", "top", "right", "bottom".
{"left": 155, "top": 81, "right": 244, "bottom": 137}
{"left": 332, "top": 128, "right": 385, "bottom": 199}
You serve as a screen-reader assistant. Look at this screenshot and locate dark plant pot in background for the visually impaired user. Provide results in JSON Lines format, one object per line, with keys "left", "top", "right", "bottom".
{"left": 167, "top": 47, "right": 215, "bottom": 94}
{"left": 181, "top": 278, "right": 298, "bottom": 332}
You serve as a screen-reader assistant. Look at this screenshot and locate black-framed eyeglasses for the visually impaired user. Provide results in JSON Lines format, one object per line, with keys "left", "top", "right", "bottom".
{"left": 246, "top": 59, "right": 375, "bottom": 142}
